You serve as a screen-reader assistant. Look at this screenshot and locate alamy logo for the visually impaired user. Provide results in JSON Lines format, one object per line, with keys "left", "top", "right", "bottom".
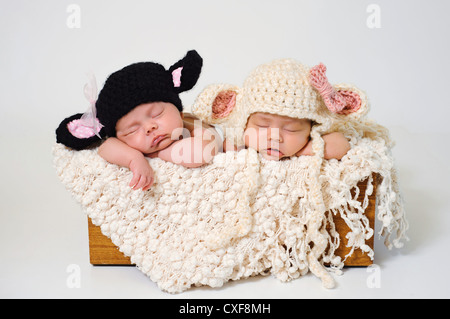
{"left": 66, "top": 264, "right": 81, "bottom": 288}
{"left": 366, "top": 264, "right": 381, "bottom": 288}
{"left": 66, "top": 4, "right": 81, "bottom": 29}
{"left": 366, "top": 4, "right": 381, "bottom": 29}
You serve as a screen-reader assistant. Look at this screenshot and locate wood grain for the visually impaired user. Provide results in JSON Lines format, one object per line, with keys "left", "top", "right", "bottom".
{"left": 88, "top": 219, "right": 132, "bottom": 265}
{"left": 329, "top": 174, "right": 377, "bottom": 266}
{"left": 88, "top": 174, "right": 377, "bottom": 266}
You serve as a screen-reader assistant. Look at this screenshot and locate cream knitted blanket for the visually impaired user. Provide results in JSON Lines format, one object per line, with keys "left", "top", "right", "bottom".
{"left": 53, "top": 122, "right": 407, "bottom": 293}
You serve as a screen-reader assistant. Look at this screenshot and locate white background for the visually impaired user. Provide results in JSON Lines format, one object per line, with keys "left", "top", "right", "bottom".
{"left": 1, "top": 0, "right": 449, "bottom": 298}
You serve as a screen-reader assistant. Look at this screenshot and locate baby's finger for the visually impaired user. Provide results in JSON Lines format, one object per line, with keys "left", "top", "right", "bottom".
{"left": 142, "top": 177, "right": 154, "bottom": 191}
{"left": 129, "top": 173, "right": 140, "bottom": 188}
{"left": 134, "top": 175, "right": 148, "bottom": 190}
{"left": 132, "top": 176, "right": 143, "bottom": 190}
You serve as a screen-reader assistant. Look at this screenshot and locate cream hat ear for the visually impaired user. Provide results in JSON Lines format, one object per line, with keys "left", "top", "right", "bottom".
{"left": 331, "top": 83, "right": 369, "bottom": 121}
{"left": 309, "top": 63, "right": 369, "bottom": 121}
{"left": 191, "top": 83, "right": 250, "bottom": 148}
{"left": 211, "top": 90, "right": 237, "bottom": 119}
{"left": 191, "top": 83, "right": 242, "bottom": 125}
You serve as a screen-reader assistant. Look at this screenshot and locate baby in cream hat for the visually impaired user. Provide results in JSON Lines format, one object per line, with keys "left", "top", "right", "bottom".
{"left": 192, "top": 59, "right": 366, "bottom": 161}
{"left": 191, "top": 58, "right": 371, "bottom": 289}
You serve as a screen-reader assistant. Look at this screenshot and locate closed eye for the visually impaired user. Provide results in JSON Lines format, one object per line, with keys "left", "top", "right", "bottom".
{"left": 255, "top": 122, "right": 270, "bottom": 128}
{"left": 153, "top": 110, "right": 163, "bottom": 118}
{"left": 149, "top": 105, "right": 164, "bottom": 118}
{"left": 284, "top": 128, "right": 301, "bottom": 132}
{"left": 124, "top": 126, "right": 140, "bottom": 136}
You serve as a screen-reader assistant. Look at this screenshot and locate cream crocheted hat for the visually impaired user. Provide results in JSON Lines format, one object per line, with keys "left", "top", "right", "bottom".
{"left": 192, "top": 58, "right": 368, "bottom": 149}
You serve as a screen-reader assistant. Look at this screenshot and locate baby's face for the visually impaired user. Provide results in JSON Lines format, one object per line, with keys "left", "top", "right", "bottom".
{"left": 116, "top": 102, "right": 184, "bottom": 155}
{"left": 244, "top": 112, "right": 311, "bottom": 160}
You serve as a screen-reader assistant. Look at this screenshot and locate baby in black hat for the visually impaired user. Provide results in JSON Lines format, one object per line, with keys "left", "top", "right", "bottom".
{"left": 56, "top": 50, "right": 221, "bottom": 191}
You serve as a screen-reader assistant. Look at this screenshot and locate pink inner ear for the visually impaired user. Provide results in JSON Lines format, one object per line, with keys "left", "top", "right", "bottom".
{"left": 172, "top": 67, "right": 183, "bottom": 88}
{"left": 212, "top": 90, "right": 236, "bottom": 119}
{"left": 309, "top": 63, "right": 362, "bottom": 115}
{"left": 67, "top": 118, "right": 102, "bottom": 139}
{"left": 335, "top": 90, "right": 361, "bottom": 114}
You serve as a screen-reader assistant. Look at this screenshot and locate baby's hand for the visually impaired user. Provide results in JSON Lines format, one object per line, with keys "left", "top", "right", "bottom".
{"left": 128, "top": 156, "right": 154, "bottom": 191}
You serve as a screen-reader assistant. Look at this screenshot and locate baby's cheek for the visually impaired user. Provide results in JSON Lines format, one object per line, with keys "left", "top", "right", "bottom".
{"left": 296, "top": 136, "right": 308, "bottom": 149}
{"left": 127, "top": 134, "right": 146, "bottom": 152}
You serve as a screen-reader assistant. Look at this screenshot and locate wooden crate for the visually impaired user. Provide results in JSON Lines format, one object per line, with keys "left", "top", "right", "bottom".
{"left": 88, "top": 175, "right": 377, "bottom": 266}
{"left": 331, "top": 174, "right": 377, "bottom": 266}
{"left": 88, "top": 219, "right": 132, "bottom": 265}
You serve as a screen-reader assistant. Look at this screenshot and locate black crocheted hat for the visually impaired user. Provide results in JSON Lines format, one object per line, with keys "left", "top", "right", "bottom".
{"left": 56, "top": 50, "right": 203, "bottom": 150}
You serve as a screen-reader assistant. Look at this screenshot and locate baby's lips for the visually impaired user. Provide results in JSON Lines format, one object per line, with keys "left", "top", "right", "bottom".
{"left": 151, "top": 134, "right": 167, "bottom": 148}
{"left": 266, "top": 148, "right": 284, "bottom": 158}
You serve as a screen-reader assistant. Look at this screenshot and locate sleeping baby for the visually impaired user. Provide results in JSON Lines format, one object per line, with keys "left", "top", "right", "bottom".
{"left": 189, "top": 58, "right": 369, "bottom": 289}
{"left": 243, "top": 112, "right": 350, "bottom": 161}
{"left": 56, "top": 50, "right": 221, "bottom": 191}
{"left": 192, "top": 59, "right": 363, "bottom": 162}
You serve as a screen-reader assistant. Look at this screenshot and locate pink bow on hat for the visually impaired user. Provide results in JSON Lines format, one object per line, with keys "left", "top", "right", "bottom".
{"left": 67, "top": 73, "right": 104, "bottom": 139}
{"left": 309, "top": 63, "right": 361, "bottom": 115}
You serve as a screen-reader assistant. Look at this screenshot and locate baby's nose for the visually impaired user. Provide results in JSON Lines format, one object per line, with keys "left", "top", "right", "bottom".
{"left": 268, "top": 128, "right": 282, "bottom": 142}
{"left": 145, "top": 121, "right": 158, "bottom": 134}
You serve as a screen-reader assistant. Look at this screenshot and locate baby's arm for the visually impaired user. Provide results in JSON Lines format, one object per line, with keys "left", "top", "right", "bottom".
{"left": 154, "top": 127, "right": 220, "bottom": 168}
{"left": 297, "top": 132, "right": 351, "bottom": 160}
{"left": 98, "top": 138, "right": 154, "bottom": 191}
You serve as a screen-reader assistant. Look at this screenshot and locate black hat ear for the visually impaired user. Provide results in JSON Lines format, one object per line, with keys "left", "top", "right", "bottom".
{"left": 56, "top": 113, "right": 105, "bottom": 150}
{"left": 168, "top": 50, "right": 203, "bottom": 94}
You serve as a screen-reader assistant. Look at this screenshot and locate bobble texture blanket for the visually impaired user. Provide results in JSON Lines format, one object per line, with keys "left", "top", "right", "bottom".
{"left": 53, "top": 120, "right": 407, "bottom": 293}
